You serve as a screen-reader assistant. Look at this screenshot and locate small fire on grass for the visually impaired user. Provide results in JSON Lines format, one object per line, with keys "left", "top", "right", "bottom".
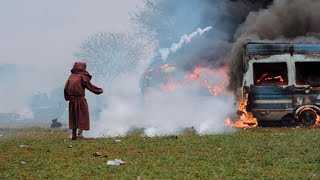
{"left": 225, "top": 94, "right": 258, "bottom": 128}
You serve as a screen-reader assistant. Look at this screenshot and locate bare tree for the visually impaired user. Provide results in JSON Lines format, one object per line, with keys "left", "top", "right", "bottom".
{"left": 75, "top": 32, "right": 145, "bottom": 82}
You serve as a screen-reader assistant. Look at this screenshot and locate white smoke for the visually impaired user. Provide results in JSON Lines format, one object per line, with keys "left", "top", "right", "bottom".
{"left": 87, "top": 70, "right": 234, "bottom": 137}
{"left": 87, "top": 26, "right": 235, "bottom": 138}
{"left": 159, "top": 26, "right": 213, "bottom": 61}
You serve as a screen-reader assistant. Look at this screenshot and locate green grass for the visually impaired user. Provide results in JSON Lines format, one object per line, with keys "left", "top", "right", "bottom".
{"left": 0, "top": 127, "right": 320, "bottom": 179}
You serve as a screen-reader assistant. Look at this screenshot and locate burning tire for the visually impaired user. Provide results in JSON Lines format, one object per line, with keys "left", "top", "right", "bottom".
{"left": 296, "top": 107, "right": 319, "bottom": 127}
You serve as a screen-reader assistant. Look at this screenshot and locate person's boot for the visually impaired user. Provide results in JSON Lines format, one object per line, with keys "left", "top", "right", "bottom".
{"left": 77, "top": 129, "right": 86, "bottom": 140}
{"left": 71, "top": 129, "right": 77, "bottom": 140}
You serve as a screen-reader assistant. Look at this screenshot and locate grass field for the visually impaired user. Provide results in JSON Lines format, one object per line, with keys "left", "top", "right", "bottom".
{"left": 0, "top": 127, "right": 320, "bottom": 179}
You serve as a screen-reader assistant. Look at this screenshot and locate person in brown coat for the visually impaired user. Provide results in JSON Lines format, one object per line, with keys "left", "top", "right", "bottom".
{"left": 64, "top": 62, "right": 103, "bottom": 140}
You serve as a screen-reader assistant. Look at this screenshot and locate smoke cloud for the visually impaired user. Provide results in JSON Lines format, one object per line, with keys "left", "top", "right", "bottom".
{"left": 229, "top": 0, "right": 320, "bottom": 90}
{"left": 87, "top": 57, "right": 235, "bottom": 137}
{"left": 86, "top": 0, "right": 277, "bottom": 137}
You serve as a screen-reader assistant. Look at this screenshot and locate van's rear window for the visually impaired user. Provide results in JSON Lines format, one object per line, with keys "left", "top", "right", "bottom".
{"left": 253, "top": 62, "right": 288, "bottom": 86}
{"left": 296, "top": 62, "right": 320, "bottom": 86}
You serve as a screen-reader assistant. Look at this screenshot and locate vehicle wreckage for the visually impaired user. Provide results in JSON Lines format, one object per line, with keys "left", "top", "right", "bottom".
{"left": 236, "top": 42, "right": 320, "bottom": 127}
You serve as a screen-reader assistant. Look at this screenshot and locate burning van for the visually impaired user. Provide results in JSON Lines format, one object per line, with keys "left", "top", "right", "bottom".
{"left": 237, "top": 42, "right": 320, "bottom": 127}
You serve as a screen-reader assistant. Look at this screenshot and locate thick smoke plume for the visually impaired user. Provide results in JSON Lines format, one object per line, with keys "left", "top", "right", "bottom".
{"left": 133, "top": 0, "right": 273, "bottom": 70}
{"left": 229, "top": 0, "right": 320, "bottom": 90}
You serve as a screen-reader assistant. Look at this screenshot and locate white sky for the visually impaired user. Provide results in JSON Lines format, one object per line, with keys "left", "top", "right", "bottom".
{"left": 0, "top": 0, "right": 142, "bottom": 69}
{"left": 0, "top": 0, "right": 144, "bottom": 112}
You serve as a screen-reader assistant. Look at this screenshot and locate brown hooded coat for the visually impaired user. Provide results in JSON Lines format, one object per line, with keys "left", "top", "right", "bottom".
{"left": 64, "top": 62, "right": 103, "bottom": 130}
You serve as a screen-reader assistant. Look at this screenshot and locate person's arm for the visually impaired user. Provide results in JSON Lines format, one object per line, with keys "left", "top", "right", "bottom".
{"left": 82, "top": 76, "right": 103, "bottom": 95}
{"left": 64, "top": 80, "right": 70, "bottom": 101}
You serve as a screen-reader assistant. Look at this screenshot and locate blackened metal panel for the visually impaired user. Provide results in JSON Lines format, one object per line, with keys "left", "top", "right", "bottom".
{"left": 245, "top": 43, "right": 320, "bottom": 56}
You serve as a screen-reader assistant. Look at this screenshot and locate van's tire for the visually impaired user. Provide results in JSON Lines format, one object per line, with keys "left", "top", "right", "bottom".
{"left": 297, "top": 109, "right": 317, "bottom": 127}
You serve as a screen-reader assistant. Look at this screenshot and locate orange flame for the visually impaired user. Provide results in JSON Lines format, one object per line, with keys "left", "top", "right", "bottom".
{"left": 161, "top": 76, "right": 182, "bottom": 91}
{"left": 256, "top": 73, "right": 285, "bottom": 84}
{"left": 225, "top": 94, "right": 258, "bottom": 128}
{"left": 160, "top": 66, "right": 229, "bottom": 95}
{"left": 309, "top": 108, "right": 320, "bottom": 127}
{"left": 315, "top": 113, "right": 320, "bottom": 127}
{"left": 224, "top": 117, "right": 234, "bottom": 127}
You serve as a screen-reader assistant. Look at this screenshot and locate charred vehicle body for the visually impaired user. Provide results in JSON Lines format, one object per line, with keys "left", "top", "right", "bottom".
{"left": 238, "top": 42, "right": 320, "bottom": 126}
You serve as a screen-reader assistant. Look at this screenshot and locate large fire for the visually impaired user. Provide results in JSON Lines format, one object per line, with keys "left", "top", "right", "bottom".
{"left": 225, "top": 94, "right": 258, "bottom": 128}
{"left": 160, "top": 65, "right": 229, "bottom": 96}
{"left": 144, "top": 64, "right": 258, "bottom": 128}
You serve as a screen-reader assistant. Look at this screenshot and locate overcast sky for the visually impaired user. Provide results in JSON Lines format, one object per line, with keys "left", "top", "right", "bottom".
{"left": 0, "top": 0, "right": 143, "bottom": 112}
{"left": 0, "top": 0, "right": 142, "bottom": 69}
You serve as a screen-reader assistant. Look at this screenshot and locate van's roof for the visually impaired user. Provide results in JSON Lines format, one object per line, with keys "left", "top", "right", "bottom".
{"left": 245, "top": 42, "right": 320, "bottom": 55}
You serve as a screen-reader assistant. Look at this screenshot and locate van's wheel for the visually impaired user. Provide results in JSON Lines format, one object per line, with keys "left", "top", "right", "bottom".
{"left": 297, "top": 109, "right": 317, "bottom": 127}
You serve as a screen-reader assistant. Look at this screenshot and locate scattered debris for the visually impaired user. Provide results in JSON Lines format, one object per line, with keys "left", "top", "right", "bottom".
{"left": 20, "top": 145, "right": 27, "bottom": 148}
{"left": 114, "top": 139, "right": 122, "bottom": 143}
{"left": 21, "top": 161, "right": 26, "bottom": 165}
{"left": 137, "top": 176, "right": 141, "bottom": 180}
{"left": 93, "top": 152, "right": 107, "bottom": 158}
{"left": 107, "top": 159, "right": 125, "bottom": 166}
{"left": 68, "top": 145, "right": 73, "bottom": 148}
{"left": 162, "top": 135, "right": 178, "bottom": 140}
{"left": 64, "top": 139, "right": 67, "bottom": 142}
{"left": 217, "top": 148, "right": 222, "bottom": 152}
{"left": 93, "top": 152, "right": 103, "bottom": 157}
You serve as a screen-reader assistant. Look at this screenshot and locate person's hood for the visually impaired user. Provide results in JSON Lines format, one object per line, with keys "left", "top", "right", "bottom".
{"left": 71, "top": 62, "right": 92, "bottom": 79}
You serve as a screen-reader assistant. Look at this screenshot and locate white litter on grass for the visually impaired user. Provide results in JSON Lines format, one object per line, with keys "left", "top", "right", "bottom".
{"left": 107, "top": 159, "right": 125, "bottom": 166}
{"left": 0, "top": 134, "right": 3, "bottom": 137}
{"left": 20, "top": 145, "right": 27, "bottom": 148}
{"left": 114, "top": 139, "right": 122, "bottom": 143}
{"left": 93, "top": 152, "right": 101, "bottom": 157}
{"left": 21, "top": 161, "right": 26, "bottom": 164}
